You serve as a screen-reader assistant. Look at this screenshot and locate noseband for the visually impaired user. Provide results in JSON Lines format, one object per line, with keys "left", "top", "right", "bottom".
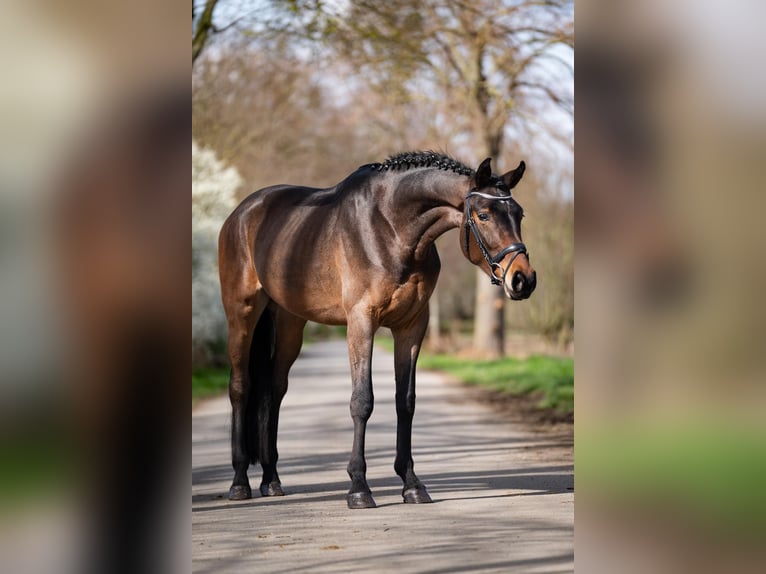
{"left": 463, "top": 190, "right": 528, "bottom": 286}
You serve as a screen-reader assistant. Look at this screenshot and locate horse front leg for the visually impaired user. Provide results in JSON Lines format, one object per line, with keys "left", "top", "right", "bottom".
{"left": 345, "top": 311, "right": 377, "bottom": 509}
{"left": 392, "top": 309, "right": 433, "bottom": 503}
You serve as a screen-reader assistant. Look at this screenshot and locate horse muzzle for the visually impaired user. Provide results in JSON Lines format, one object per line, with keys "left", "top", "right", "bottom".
{"left": 504, "top": 269, "right": 537, "bottom": 300}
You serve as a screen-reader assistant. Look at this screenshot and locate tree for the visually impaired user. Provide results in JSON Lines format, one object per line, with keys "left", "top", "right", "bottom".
{"left": 505, "top": 168, "right": 574, "bottom": 348}
{"left": 291, "top": 0, "right": 573, "bottom": 356}
{"left": 193, "top": 41, "right": 393, "bottom": 194}
{"left": 193, "top": 1, "right": 574, "bottom": 354}
{"left": 192, "top": 0, "right": 221, "bottom": 64}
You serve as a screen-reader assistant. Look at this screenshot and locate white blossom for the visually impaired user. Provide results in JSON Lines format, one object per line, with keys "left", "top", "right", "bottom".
{"left": 192, "top": 141, "right": 241, "bottom": 361}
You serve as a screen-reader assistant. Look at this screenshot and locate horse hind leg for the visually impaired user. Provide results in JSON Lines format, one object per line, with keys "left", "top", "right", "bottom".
{"left": 218, "top": 213, "right": 272, "bottom": 500}
{"left": 257, "top": 306, "right": 306, "bottom": 497}
{"left": 223, "top": 286, "right": 269, "bottom": 500}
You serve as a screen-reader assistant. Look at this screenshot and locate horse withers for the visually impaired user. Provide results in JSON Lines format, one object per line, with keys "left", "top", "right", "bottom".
{"left": 218, "top": 151, "right": 536, "bottom": 508}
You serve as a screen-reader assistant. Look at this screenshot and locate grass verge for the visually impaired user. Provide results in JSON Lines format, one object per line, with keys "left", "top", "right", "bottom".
{"left": 577, "top": 422, "right": 766, "bottom": 538}
{"left": 415, "top": 352, "right": 573, "bottom": 418}
{"left": 192, "top": 367, "right": 229, "bottom": 407}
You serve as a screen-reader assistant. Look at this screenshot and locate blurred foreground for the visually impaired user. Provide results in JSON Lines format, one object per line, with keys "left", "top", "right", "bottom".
{"left": 0, "top": 2, "right": 188, "bottom": 574}
{"left": 577, "top": 1, "right": 766, "bottom": 572}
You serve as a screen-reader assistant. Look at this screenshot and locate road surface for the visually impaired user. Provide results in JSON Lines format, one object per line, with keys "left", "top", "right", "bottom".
{"left": 192, "top": 340, "right": 573, "bottom": 573}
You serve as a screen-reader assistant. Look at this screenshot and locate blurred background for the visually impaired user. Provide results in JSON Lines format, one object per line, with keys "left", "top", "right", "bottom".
{"left": 576, "top": 0, "right": 766, "bottom": 572}
{"left": 192, "top": 0, "right": 574, "bottom": 366}
{"left": 192, "top": 1, "right": 575, "bottom": 428}
{"left": 0, "top": 1, "right": 187, "bottom": 573}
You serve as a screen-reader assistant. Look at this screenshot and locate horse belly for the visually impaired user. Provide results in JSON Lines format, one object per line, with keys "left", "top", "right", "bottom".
{"left": 281, "top": 290, "right": 347, "bottom": 326}
{"left": 257, "top": 260, "right": 347, "bottom": 325}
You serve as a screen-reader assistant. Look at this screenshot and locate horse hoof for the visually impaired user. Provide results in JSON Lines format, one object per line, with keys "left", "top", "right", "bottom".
{"left": 347, "top": 491, "right": 377, "bottom": 509}
{"left": 403, "top": 487, "right": 433, "bottom": 504}
{"left": 228, "top": 484, "right": 252, "bottom": 500}
{"left": 260, "top": 482, "right": 285, "bottom": 497}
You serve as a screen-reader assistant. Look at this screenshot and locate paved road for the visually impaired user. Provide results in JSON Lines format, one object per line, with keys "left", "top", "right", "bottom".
{"left": 193, "top": 340, "right": 573, "bottom": 573}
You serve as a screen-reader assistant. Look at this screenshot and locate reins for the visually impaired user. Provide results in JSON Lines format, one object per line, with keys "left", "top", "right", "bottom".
{"left": 463, "top": 190, "right": 528, "bottom": 286}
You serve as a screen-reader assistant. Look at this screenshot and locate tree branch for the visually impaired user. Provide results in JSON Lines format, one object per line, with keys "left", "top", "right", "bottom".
{"left": 193, "top": 0, "right": 220, "bottom": 65}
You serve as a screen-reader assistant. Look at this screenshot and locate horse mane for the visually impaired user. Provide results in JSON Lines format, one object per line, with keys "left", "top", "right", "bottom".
{"left": 368, "top": 151, "right": 474, "bottom": 177}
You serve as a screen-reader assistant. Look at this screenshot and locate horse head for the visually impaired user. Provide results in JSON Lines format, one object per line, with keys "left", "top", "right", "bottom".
{"left": 460, "top": 157, "right": 537, "bottom": 300}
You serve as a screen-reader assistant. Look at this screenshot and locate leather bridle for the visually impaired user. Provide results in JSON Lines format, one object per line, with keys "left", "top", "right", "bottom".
{"left": 463, "top": 189, "right": 528, "bottom": 286}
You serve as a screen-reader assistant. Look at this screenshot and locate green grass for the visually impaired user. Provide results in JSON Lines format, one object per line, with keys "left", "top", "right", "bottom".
{"left": 415, "top": 352, "right": 573, "bottom": 415}
{"left": 577, "top": 422, "right": 766, "bottom": 537}
{"left": 192, "top": 367, "right": 230, "bottom": 406}
{"left": 0, "top": 432, "right": 73, "bottom": 509}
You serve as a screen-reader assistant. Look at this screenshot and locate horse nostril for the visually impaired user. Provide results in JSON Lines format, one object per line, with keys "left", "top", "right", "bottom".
{"left": 529, "top": 271, "right": 537, "bottom": 292}
{"left": 512, "top": 271, "right": 526, "bottom": 293}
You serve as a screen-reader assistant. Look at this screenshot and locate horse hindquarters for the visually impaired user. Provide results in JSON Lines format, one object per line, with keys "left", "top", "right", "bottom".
{"left": 219, "top": 212, "right": 273, "bottom": 499}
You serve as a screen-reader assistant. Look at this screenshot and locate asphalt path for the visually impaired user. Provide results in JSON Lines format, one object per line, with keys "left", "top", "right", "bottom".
{"left": 192, "top": 340, "right": 573, "bottom": 573}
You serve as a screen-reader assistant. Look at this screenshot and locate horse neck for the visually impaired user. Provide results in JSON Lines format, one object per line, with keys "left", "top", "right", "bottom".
{"left": 386, "top": 169, "right": 469, "bottom": 261}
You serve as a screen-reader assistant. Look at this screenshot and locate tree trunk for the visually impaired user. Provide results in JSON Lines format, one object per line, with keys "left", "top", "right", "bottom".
{"left": 193, "top": 0, "right": 219, "bottom": 65}
{"left": 472, "top": 270, "right": 505, "bottom": 357}
{"left": 427, "top": 287, "right": 441, "bottom": 350}
{"left": 472, "top": 131, "right": 505, "bottom": 358}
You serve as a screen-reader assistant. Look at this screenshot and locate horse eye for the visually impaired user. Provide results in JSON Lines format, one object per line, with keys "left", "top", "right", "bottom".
{"left": 478, "top": 213, "right": 490, "bottom": 221}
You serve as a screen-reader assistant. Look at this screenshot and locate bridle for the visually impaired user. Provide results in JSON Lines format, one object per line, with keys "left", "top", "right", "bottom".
{"left": 463, "top": 189, "right": 528, "bottom": 286}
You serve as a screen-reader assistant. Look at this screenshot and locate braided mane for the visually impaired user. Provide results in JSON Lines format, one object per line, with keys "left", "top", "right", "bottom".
{"left": 369, "top": 151, "right": 474, "bottom": 176}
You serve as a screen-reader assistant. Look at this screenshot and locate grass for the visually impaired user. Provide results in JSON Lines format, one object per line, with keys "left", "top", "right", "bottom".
{"left": 192, "top": 367, "right": 230, "bottom": 406}
{"left": 0, "top": 431, "right": 73, "bottom": 509}
{"left": 577, "top": 422, "right": 766, "bottom": 538}
{"left": 415, "top": 352, "right": 574, "bottom": 416}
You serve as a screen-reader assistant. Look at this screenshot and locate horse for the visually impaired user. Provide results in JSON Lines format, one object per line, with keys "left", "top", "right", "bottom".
{"left": 218, "top": 151, "right": 537, "bottom": 509}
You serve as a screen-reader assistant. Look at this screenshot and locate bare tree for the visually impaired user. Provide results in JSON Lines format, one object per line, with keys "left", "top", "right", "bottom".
{"left": 304, "top": 0, "right": 573, "bottom": 356}
{"left": 193, "top": 1, "right": 574, "bottom": 354}
{"left": 193, "top": 0, "right": 220, "bottom": 64}
{"left": 193, "top": 41, "right": 384, "bottom": 193}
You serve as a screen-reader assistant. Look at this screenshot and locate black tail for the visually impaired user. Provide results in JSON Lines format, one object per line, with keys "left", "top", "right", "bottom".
{"left": 245, "top": 309, "right": 275, "bottom": 465}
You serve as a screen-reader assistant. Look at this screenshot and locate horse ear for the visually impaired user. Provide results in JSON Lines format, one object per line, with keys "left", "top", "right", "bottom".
{"left": 475, "top": 157, "right": 492, "bottom": 187}
{"left": 502, "top": 160, "right": 526, "bottom": 190}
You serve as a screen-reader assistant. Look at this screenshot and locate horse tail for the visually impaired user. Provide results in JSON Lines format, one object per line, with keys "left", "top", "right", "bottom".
{"left": 246, "top": 308, "right": 276, "bottom": 465}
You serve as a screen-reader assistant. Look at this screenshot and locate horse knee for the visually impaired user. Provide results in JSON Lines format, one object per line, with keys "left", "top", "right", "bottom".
{"left": 350, "top": 389, "right": 374, "bottom": 421}
{"left": 228, "top": 376, "right": 248, "bottom": 404}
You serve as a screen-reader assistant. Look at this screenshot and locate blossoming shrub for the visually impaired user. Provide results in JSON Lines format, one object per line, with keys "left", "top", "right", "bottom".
{"left": 192, "top": 141, "right": 240, "bottom": 366}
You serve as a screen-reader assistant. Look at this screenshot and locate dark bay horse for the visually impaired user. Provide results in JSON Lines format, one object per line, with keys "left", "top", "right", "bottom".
{"left": 218, "top": 151, "right": 536, "bottom": 509}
